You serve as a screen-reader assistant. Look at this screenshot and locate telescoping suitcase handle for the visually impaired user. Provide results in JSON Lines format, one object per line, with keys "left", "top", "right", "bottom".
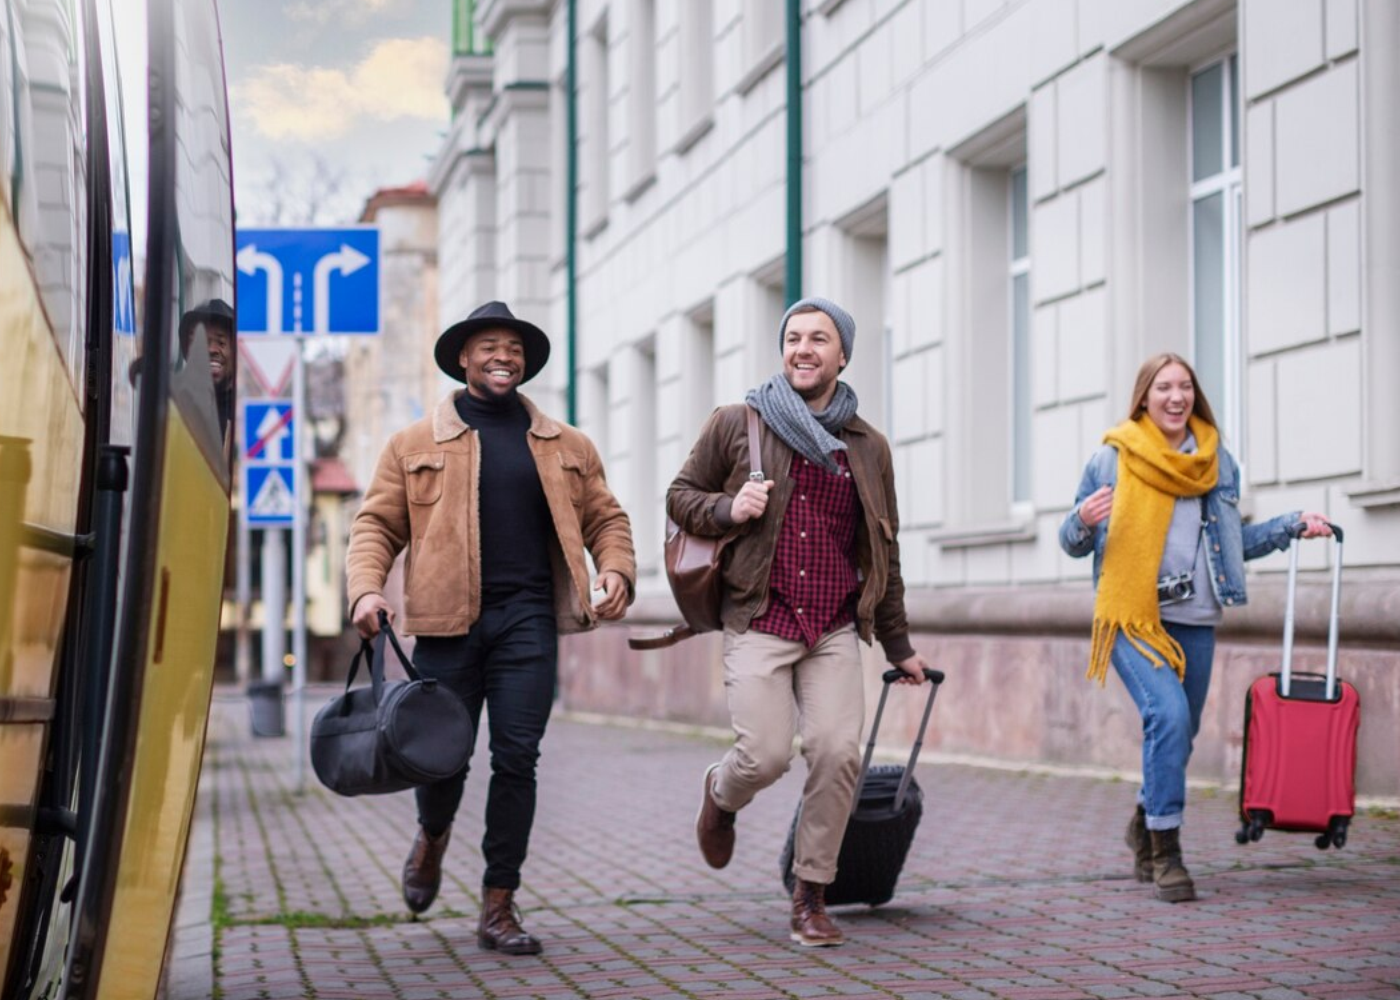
{"left": 851, "top": 667, "right": 945, "bottom": 815}
{"left": 1280, "top": 521, "right": 1344, "bottom": 701}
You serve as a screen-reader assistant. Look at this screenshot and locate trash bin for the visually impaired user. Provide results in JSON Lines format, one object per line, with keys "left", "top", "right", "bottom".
{"left": 247, "top": 680, "right": 285, "bottom": 738}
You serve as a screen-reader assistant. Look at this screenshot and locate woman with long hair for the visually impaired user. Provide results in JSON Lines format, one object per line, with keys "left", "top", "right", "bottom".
{"left": 1059, "top": 353, "right": 1331, "bottom": 902}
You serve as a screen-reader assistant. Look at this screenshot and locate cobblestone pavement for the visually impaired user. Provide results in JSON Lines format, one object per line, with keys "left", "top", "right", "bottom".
{"left": 171, "top": 687, "right": 1400, "bottom": 1000}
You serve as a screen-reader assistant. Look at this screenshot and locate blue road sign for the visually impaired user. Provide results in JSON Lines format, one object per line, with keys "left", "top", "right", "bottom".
{"left": 235, "top": 227, "right": 380, "bottom": 335}
{"left": 246, "top": 465, "right": 297, "bottom": 526}
{"left": 244, "top": 401, "right": 295, "bottom": 462}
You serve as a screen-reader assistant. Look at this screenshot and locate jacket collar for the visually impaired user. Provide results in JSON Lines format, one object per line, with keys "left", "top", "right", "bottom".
{"left": 432, "top": 390, "right": 562, "bottom": 444}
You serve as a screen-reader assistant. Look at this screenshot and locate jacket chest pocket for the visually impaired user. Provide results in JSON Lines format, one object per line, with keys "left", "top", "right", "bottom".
{"left": 404, "top": 452, "right": 446, "bottom": 505}
{"left": 558, "top": 454, "right": 586, "bottom": 508}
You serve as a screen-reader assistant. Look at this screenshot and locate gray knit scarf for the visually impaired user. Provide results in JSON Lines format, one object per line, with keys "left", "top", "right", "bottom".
{"left": 745, "top": 374, "right": 859, "bottom": 474}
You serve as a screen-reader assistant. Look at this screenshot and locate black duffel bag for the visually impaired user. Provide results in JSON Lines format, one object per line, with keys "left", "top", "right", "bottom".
{"left": 310, "top": 611, "right": 473, "bottom": 796}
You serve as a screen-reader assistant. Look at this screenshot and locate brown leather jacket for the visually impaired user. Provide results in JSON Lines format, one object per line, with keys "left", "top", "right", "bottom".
{"left": 347, "top": 392, "right": 636, "bottom": 636}
{"left": 666, "top": 403, "right": 914, "bottom": 662}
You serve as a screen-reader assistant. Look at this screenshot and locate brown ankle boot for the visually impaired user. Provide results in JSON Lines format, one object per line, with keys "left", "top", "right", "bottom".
{"left": 695, "top": 764, "right": 736, "bottom": 869}
{"left": 1125, "top": 805, "right": 1152, "bottom": 883}
{"left": 790, "top": 879, "right": 844, "bottom": 947}
{"left": 402, "top": 825, "right": 451, "bottom": 914}
{"left": 1149, "top": 827, "right": 1197, "bottom": 903}
{"left": 478, "top": 886, "right": 542, "bottom": 955}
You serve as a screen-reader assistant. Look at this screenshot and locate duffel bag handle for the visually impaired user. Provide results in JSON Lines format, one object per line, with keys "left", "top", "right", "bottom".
{"left": 853, "top": 667, "right": 945, "bottom": 815}
{"left": 339, "top": 612, "right": 425, "bottom": 713}
{"left": 376, "top": 610, "right": 423, "bottom": 685}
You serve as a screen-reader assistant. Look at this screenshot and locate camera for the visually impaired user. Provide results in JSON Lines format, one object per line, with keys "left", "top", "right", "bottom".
{"left": 1157, "top": 571, "right": 1195, "bottom": 606}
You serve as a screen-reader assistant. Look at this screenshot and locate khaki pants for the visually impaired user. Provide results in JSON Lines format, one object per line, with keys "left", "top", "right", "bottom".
{"left": 711, "top": 624, "right": 864, "bottom": 884}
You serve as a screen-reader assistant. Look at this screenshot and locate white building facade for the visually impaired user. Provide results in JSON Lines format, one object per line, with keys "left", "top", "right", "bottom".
{"left": 431, "top": 0, "right": 1400, "bottom": 798}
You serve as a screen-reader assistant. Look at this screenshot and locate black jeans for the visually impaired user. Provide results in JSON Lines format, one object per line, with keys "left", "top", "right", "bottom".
{"left": 411, "top": 600, "right": 557, "bottom": 890}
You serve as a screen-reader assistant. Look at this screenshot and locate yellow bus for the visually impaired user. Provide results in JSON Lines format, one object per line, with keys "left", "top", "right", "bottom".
{"left": 1, "top": 0, "right": 235, "bottom": 996}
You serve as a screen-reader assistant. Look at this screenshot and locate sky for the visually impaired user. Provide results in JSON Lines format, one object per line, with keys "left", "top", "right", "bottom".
{"left": 218, "top": 0, "right": 452, "bottom": 225}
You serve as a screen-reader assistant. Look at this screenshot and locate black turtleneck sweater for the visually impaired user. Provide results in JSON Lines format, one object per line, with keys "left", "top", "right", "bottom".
{"left": 455, "top": 390, "right": 555, "bottom": 607}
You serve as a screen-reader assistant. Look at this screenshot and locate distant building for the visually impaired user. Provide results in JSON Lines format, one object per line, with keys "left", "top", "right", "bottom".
{"left": 432, "top": 0, "right": 1400, "bottom": 799}
{"left": 342, "top": 183, "right": 444, "bottom": 493}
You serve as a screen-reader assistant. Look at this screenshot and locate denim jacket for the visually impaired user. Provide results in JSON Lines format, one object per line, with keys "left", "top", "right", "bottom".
{"left": 1058, "top": 444, "right": 1302, "bottom": 608}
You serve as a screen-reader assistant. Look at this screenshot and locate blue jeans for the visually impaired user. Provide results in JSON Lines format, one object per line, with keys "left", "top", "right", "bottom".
{"left": 411, "top": 599, "right": 557, "bottom": 890}
{"left": 1111, "top": 623, "right": 1216, "bottom": 831}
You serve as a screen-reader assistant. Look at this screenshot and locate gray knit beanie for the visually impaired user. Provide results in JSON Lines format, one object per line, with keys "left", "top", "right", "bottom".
{"left": 778, "top": 296, "right": 855, "bottom": 365}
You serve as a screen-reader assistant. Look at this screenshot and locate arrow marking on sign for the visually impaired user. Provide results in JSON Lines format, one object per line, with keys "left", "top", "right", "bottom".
{"left": 249, "top": 406, "right": 294, "bottom": 460}
{"left": 313, "top": 244, "right": 371, "bottom": 334}
{"left": 237, "top": 244, "right": 285, "bottom": 334}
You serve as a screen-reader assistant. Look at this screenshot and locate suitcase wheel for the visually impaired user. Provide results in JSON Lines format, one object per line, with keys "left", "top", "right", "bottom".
{"left": 1314, "top": 832, "right": 1332, "bottom": 850}
{"left": 1248, "top": 814, "right": 1266, "bottom": 842}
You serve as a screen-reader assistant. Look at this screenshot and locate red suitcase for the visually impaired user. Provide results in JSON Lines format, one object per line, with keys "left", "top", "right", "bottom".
{"left": 1236, "top": 524, "right": 1359, "bottom": 849}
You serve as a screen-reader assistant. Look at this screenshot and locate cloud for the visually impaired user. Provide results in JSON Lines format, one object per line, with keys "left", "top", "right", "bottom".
{"left": 234, "top": 36, "right": 448, "bottom": 142}
{"left": 284, "top": 0, "right": 412, "bottom": 26}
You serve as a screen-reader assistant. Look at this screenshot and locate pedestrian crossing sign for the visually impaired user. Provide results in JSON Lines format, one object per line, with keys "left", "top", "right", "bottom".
{"left": 246, "top": 465, "right": 296, "bottom": 525}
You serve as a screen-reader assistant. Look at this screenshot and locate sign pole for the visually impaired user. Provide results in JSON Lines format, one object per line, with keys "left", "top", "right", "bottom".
{"left": 291, "top": 337, "right": 308, "bottom": 793}
{"left": 260, "top": 529, "right": 285, "bottom": 682}
{"left": 235, "top": 483, "right": 251, "bottom": 686}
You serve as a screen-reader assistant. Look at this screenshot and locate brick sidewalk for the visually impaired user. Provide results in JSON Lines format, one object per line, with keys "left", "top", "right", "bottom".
{"left": 171, "top": 686, "right": 1400, "bottom": 1000}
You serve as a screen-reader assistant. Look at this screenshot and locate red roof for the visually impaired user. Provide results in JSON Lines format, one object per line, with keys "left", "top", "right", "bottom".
{"left": 359, "top": 181, "right": 435, "bottom": 220}
{"left": 311, "top": 457, "right": 358, "bottom": 495}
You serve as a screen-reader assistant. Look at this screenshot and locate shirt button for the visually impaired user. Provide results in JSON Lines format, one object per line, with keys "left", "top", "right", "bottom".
{"left": 800, "top": 495, "right": 806, "bottom": 501}
{"left": 1213, "top": 544, "right": 1221, "bottom": 552}
{"left": 800, "top": 531, "right": 806, "bottom": 539}
{"left": 799, "top": 570, "right": 805, "bottom": 577}
{"left": 1217, "top": 574, "right": 1225, "bottom": 582}
{"left": 796, "top": 608, "right": 804, "bottom": 615}
{"left": 1210, "top": 515, "right": 1217, "bottom": 522}
{"left": 1225, "top": 598, "right": 1234, "bottom": 606}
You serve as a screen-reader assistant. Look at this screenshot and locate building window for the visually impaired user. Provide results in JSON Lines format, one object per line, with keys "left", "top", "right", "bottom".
{"left": 625, "top": 0, "right": 656, "bottom": 197}
{"left": 1189, "top": 54, "right": 1242, "bottom": 448}
{"left": 1009, "top": 165, "right": 1031, "bottom": 505}
{"left": 739, "top": 1, "right": 784, "bottom": 93}
{"left": 581, "top": 17, "right": 610, "bottom": 237}
{"left": 676, "top": 0, "right": 714, "bottom": 150}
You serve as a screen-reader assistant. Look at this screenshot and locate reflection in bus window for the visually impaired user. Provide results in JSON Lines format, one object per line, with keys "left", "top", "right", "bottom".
{"left": 10, "top": 0, "right": 91, "bottom": 392}
{"left": 165, "top": 0, "right": 235, "bottom": 481}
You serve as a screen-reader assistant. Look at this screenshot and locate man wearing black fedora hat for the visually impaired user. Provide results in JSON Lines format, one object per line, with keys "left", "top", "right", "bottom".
{"left": 347, "top": 300, "right": 636, "bottom": 954}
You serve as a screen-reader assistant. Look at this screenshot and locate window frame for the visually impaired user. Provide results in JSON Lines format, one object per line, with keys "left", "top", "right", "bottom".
{"left": 1008, "top": 163, "right": 1032, "bottom": 511}
{"left": 1186, "top": 52, "right": 1243, "bottom": 455}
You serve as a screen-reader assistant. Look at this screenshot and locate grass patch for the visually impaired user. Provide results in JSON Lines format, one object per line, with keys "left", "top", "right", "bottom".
{"left": 232, "top": 910, "right": 405, "bottom": 930}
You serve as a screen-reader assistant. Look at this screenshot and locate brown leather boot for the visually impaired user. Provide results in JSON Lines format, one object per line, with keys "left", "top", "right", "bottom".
{"left": 790, "top": 879, "right": 844, "bottom": 947}
{"left": 1125, "top": 805, "right": 1152, "bottom": 883}
{"left": 695, "top": 764, "right": 736, "bottom": 869}
{"left": 402, "top": 825, "right": 451, "bottom": 915}
{"left": 478, "top": 886, "right": 542, "bottom": 955}
{"left": 1149, "top": 827, "right": 1197, "bottom": 903}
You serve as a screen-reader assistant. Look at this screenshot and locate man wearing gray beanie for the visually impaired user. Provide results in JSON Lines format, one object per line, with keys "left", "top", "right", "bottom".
{"left": 667, "top": 295, "right": 932, "bottom": 947}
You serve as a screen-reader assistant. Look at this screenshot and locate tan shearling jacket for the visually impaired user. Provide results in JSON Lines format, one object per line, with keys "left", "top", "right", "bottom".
{"left": 347, "top": 392, "right": 636, "bottom": 636}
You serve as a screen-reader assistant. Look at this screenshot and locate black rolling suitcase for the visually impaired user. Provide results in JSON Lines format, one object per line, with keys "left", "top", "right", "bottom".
{"left": 780, "top": 667, "right": 944, "bottom": 906}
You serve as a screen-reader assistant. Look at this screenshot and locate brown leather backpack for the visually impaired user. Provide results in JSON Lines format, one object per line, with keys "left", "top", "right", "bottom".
{"left": 630, "top": 406, "right": 763, "bottom": 650}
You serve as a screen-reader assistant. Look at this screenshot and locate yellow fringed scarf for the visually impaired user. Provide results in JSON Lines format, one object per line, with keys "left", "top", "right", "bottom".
{"left": 1087, "top": 414, "right": 1219, "bottom": 686}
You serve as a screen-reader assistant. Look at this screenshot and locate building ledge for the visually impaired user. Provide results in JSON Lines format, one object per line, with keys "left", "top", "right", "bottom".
{"left": 1345, "top": 478, "right": 1400, "bottom": 509}
{"left": 620, "top": 576, "right": 1400, "bottom": 644}
{"left": 929, "top": 519, "right": 1037, "bottom": 549}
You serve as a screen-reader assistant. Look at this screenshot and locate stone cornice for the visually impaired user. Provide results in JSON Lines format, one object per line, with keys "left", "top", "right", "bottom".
{"left": 477, "top": 0, "right": 551, "bottom": 38}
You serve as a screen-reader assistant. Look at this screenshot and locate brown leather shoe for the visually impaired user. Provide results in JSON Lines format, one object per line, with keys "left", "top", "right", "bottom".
{"left": 790, "top": 879, "right": 844, "bottom": 947}
{"left": 1125, "top": 805, "right": 1152, "bottom": 883}
{"left": 1149, "top": 827, "right": 1197, "bottom": 903}
{"left": 402, "top": 825, "right": 451, "bottom": 915}
{"left": 478, "top": 886, "right": 542, "bottom": 955}
{"left": 696, "top": 764, "right": 736, "bottom": 869}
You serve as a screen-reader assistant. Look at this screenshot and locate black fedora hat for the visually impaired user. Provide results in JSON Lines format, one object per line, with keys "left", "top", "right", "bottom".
{"left": 179, "top": 297, "right": 235, "bottom": 341}
{"left": 434, "top": 301, "right": 551, "bottom": 384}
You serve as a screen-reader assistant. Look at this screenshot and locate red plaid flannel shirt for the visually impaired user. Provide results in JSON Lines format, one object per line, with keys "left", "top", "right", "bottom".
{"left": 751, "top": 450, "right": 860, "bottom": 647}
